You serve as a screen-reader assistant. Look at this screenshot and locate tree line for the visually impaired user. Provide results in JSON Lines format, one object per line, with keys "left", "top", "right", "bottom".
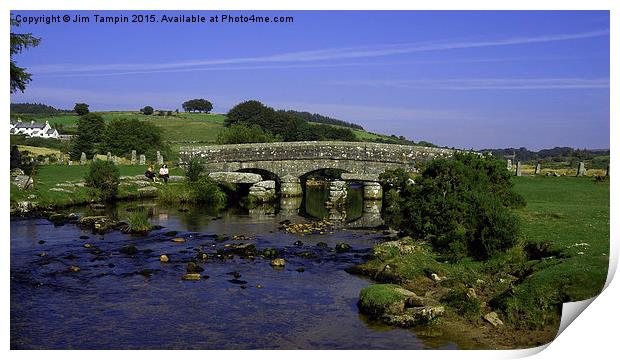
{"left": 482, "top": 146, "right": 610, "bottom": 162}
{"left": 276, "top": 109, "right": 364, "bottom": 130}
{"left": 218, "top": 100, "right": 357, "bottom": 144}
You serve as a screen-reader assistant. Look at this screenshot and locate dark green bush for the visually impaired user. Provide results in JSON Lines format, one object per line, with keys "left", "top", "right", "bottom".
{"left": 380, "top": 153, "right": 525, "bottom": 261}
{"left": 85, "top": 160, "right": 120, "bottom": 201}
{"left": 185, "top": 157, "right": 205, "bottom": 183}
{"left": 216, "top": 123, "right": 280, "bottom": 144}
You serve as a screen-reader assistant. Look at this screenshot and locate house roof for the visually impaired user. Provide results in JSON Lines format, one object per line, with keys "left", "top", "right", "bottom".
{"left": 13, "top": 122, "right": 46, "bottom": 129}
{"left": 46, "top": 129, "right": 55, "bottom": 134}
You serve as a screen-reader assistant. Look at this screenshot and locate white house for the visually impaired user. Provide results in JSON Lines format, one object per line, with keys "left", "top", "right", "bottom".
{"left": 10, "top": 119, "right": 59, "bottom": 139}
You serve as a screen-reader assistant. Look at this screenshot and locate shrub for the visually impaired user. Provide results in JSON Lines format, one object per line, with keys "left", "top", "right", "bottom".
{"left": 380, "top": 153, "right": 524, "bottom": 261}
{"left": 85, "top": 160, "right": 120, "bottom": 201}
{"left": 158, "top": 178, "right": 226, "bottom": 207}
{"left": 185, "top": 157, "right": 204, "bottom": 183}
{"left": 216, "top": 123, "right": 280, "bottom": 144}
{"left": 126, "top": 211, "right": 152, "bottom": 233}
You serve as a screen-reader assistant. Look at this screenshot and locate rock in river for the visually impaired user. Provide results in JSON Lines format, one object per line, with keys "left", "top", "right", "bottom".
{"left": 270, "top": 258, "right": 286, "bottom": 267}
{"left": 335, "top": 243, "right": 352, "bottom": 253}
{"left": 160, "top": 254, "right": 169, "bottom": 263}
{"left": 186, "top": 262, "right": 205, "bottom": 273}
{"left": 182, "top": 273, "right": 201, "bottom": 281}
{"left": 119, "top": 245, "right": 138, "bottom": 256}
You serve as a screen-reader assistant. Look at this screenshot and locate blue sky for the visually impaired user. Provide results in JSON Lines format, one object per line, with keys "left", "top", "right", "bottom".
{"left": 10, "top": 10, "right": 609, "bottom": 150}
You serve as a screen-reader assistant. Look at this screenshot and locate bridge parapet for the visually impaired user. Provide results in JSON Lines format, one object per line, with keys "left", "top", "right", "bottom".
{"left": 179, "top": 141, "right": 454, "bottom": 167}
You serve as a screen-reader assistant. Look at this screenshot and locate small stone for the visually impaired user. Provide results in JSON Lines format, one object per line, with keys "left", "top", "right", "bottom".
{"left": 119, "top": 245, "right": 138, "bottom": 255}
{"left": 83, "top": 243, "right": 93, "bottom": 248}
{"left": 172, "top": 237, "right": 186, "bottom": 243}
{"left": 316, "top": 242, "right": 328, "bottom": 248}
{"left": 186, "top": 262, "right": 204, "bottom": 273}
{"left": 199, "top": 252, "right": 208, "bottom": 261}
{"left": 38, "top": 240, "right": 46, "bottom": 244}
{"left": 256, "top": 284, "right": 264, "bottom": 289}
{"left": 270, "top": 258, "right": 286, "bottom": 267}
{"left": 335, "top": 243, "right": 352, "bottom": 253}
{"left": 466, "top": 288, "right": 477, "bottom": 299}
{"left": 160, "top": 254, "right": 169, "bottom": 263}
{"left": 483, "top": 312, "right": 504, "bottom": 327}
{"left": 69, "top": 265, "right": 80, "bottom": 272}
{"left": 293, "top": 240, "right": 304, "bottom": 246}
{"left": 182, "top": 273, "right": 201, "bottom": 281}
{"left": 430, "top": 273, "right": 442, "bottom": 282}
{"left": 38, "top": 252, "right": 47, "bottom": 257}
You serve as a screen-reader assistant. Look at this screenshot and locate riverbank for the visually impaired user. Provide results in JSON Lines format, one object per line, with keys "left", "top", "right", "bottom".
{"left": 10, "top": 164, "right": 184, "bottom": 214}
{"left": 349, "top": 175, "right": 609, "bottom": 348}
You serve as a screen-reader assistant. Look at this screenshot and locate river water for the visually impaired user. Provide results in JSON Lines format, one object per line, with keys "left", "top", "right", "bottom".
{"left": 10, "top": 185, "right": 462, "bottom": 349}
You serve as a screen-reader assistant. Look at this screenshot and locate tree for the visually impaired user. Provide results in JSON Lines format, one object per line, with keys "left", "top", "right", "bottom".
{"left": 85, "top": 160, "right": 120, "bottom": 201}
{"left": 142, "top": 106, "right": 154, "bottom": 115}
{"left": 70, "top": 113, "right": 105, "bottom": 160}
{"left": 100, "top": 118, "right": 166, "bottom": 160}
{"left": 225, "top": 100, "right": 275, "bottom": 128}
{"left": 10, "top": 19, "right": 41, "bottom": 93}
{"left": 182, "top": 98, "right": 213, "bottom": 113}
{"left": 74, "top": 103, "right": 90, "bottom": 115}
{"left": 10, "top": 145, "right": 21, "bottom": 169}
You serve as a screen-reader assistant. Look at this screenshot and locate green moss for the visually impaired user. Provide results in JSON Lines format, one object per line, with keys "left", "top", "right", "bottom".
{"left": 358, "top": 284, "right": 407, "bottom": 317}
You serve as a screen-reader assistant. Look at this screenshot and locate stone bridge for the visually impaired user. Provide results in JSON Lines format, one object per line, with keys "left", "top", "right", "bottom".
{"left": 179, "top": 141, "right": 455, "bottom": 198}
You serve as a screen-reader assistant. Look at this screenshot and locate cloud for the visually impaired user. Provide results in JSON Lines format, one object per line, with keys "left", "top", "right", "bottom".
{"left": 329, "top": 78, "right": 610, "bottom": 90}
{"left": 28, "top": 29, "right": 609, "bottom": 76}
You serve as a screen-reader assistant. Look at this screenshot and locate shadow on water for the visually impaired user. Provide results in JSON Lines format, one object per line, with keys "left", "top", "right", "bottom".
{"left": 10, "top": 190, "right": 472, "bottom": 349}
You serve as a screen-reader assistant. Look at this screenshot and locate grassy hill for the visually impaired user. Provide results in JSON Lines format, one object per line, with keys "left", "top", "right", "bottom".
{"left": 12, "top": 111, "right": 408, "bottom": 152}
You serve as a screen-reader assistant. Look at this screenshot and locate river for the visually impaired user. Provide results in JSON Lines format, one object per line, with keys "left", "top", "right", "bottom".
{"left": 10, "top": 185, "right": 462, "bottom": 349}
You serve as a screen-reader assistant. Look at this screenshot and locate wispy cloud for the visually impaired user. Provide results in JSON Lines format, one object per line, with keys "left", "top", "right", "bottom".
{"left": 28, "top": 29, "right": 609, "bottom": 76}
{"left": 329, "top": 78, "right": 610, "bottom": 90}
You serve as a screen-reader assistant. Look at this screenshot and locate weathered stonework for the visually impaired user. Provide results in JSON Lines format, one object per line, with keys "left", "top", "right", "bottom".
{"left": 281, "top": 175, "right": 302, "bottom": 197}
{"left": 249, "top": 180, "right": 277, "bottom": 203}
{"left": 139, "top": 154, "right": 146, "bottom": 165}
{"left": 515, "top": 161, "right": 522, "bottom": 177}
{"left": 80, "top": 152, "right": 87, "bottom": 165}
{"left": 131, "top": 150, "right": 137, "bottom": 165}
{"left": 107, "top": 152, "right": 112, "bottom": 162}
{"left": 179, "top": 141, "right": 454, "bottom": 180}
{"left": 157, "top": 151, "right": 163, "bottom": 165}
{"left": 506, "top": 159, "right": 512, "bottom": 171}
{"left": 363, "top": 181, "right": 383, "bottom": 200}
{"left": 208, "top": 171, "right": 263, "bottom": 184}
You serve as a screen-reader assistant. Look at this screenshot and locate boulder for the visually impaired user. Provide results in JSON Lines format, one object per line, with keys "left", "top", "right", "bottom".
{"left": 137, "top": 186, "right": 158, "bottom": 195}
{"left": 208, "top": 171, "right": 262, "bottom": 184}
{"left": 12, "top": 175, "right": 33, "bottom": 190}
{"left": 483, "top": 312, "right": 504, "bottom": 327}
{"left": 159, "top": 254, "right": 169, "bottom": 263}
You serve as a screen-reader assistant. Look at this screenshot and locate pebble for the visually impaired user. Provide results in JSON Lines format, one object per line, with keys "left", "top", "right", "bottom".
{"left": 160, "top": 254, "right": 169, "bottom": 263}
{"left": 172, "top": 237, "right": 186, "bottom": 243}
{"left": 182, "top": 273, "right": 201, "bottom": 281}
